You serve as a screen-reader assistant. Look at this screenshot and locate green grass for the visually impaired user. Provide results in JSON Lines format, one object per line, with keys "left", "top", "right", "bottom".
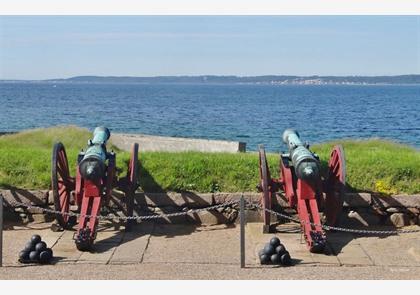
{"left": 138, "top": 151, "right": 279, "bottom": 193}
{"left": 0, "top": 126, "right": 419, "bottom": 194}
{"left": 311, "top": 139, "right": 420, "bottom": 194}
{"left": 0, "top": 126, "right": 93, "bottom": 188}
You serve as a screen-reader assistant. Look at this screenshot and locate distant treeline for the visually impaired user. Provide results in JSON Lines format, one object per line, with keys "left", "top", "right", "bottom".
{"left": 2, "top": 74, "right": 420, "bottom": 85}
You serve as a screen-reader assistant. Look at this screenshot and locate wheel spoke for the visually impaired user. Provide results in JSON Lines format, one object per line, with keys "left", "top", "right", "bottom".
{"left": 59, "top": 151, "right": 69, "bottom": 171}
{"left": 60, "top": 191, "right": 69, "bottom": 209}
{"left": 57, "top": 164, "right": 69, "bottom": 180}
{"left": 59, "top": 185, "right": 66, "bottom": 195}
{"left": 56, "top": 164, "right": 64, "bottom": 177}
{"left": 332, "top": 162, "right": 340, "bottom": 174}
{"left": 58, "top": 162, "right": 69, "bottom": 178}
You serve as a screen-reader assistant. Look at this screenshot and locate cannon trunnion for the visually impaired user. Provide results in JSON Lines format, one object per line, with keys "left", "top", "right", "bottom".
{"left": 258, "top": 129, "right": 346, "bottom": 253}
{"left": 51, "top": 127, "right": 139, "bottom": 251}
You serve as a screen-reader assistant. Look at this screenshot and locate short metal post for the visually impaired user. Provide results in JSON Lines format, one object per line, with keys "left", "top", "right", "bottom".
{"left": 240, "top": 194, "right": 245, "bottom": 268}
{"left": 0, "top": 193, "right": 3, "bottom": 267}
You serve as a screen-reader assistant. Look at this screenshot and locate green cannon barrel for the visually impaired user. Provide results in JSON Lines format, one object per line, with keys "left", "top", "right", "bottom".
{"left": 79, "top": 127, "right": 111, "bottom": 180}
{"left": 282, "top": 129, "right": 320, "bottom": 182}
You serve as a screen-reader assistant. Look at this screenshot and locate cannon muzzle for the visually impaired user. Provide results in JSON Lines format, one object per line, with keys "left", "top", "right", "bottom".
{"left": 79, "top": 127, "right": 111, "bottom": 180}
{"left": 282, "top": 129, "right": 320, "bottom": 182}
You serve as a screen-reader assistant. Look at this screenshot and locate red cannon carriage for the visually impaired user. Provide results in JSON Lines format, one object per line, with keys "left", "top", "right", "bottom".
{"left": 258, "top": 129, "right": 346, "bottom": 253}
{"left": 51, "top": 127, "right": 139, "bottom": 250}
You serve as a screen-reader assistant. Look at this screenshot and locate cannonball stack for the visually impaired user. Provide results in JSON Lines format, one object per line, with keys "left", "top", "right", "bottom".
{"left": 258, "top": 236, "right": 292, "bottom": 266}
{"left": 18, "top": 234, "right": 54, "bottom": 264}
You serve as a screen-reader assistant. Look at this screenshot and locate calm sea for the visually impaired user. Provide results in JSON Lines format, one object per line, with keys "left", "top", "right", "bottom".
{"left": 0, "top": 83, "right": 419, "bottom": 151}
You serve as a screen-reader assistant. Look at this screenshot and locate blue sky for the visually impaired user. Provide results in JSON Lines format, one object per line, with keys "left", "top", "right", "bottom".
{"left": 0, "top": 16, "right": 419, "bottom": 79}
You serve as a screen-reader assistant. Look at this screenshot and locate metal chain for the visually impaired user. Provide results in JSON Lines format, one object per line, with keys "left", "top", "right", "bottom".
{"left": 7, "top": 199, "right": 239, "bottom": 221}
{"left": 5, "top": 198, "right": 420, "bottom": 234}
{"left": 260, "top": 206, "right": 420, "bottom": 234}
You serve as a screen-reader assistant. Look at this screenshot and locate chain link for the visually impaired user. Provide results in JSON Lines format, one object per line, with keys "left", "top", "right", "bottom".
{"left": 7, "top": 199, "right": 239, "bottom": 221}
{"left": 260, "top": 206, "right": 420, "bottom": 234}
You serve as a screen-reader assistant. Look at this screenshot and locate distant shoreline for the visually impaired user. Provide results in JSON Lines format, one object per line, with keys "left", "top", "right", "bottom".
{"left": 1, "top": 81, "right": 419, "bottom": 86}
{"left": 1, "top": 74, "right": 420, "bottom": 85}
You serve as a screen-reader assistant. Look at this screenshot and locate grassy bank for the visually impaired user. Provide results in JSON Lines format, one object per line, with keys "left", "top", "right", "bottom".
{"left": 0, "top": 126, "right": 419, "bottom": 194}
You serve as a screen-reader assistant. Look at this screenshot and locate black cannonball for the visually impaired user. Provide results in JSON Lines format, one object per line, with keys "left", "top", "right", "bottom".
{"left": 35, "top": 241, "right": 47, "bottom": 252}
{"left": 39, "top": 250, "right": 52, "bottom": 264}
{"left": 31, "top": 235, "right": 42, "bottom": 245}
{"left": 258, "top": 249, "right": 265, "bottom": 257}
{"left": 269, "top": 236, "right": 281, "bottom": 248}
{"left": 19, "top": 250, "right": 30, "bottom": 262}
{"left": 44, "top": 248, "right": 53, "bottom": 258}
{"left": 29, "top": 250, "right": 39, "bottom": 262}
{"left": 24, "top": 241, "right": 35, "bottom": 252}
{"left": 280, "top": 252, "right": 292, "bottom": 266}
{"left": 275, "top": 244, "right": 286, "bottom": 255}
{"left": 263, "top": 243, "right": 275, "bottom": 256}
{"left": 270, "top": 253, "right": 281, "bottom": 264}
{"left": 260, "top": 254, "right": 270, "bottom": 265}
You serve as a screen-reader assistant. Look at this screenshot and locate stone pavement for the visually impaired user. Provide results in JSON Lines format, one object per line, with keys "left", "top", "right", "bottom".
{"left": 1, "top": 221, "right": 420, "bottom": 279}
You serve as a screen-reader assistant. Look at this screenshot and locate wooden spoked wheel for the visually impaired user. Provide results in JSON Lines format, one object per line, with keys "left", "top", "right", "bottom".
{"left": 51, "top": 142, "right": 75, "bottom": 228}
{"left": 325, "top": 145, "right": 346, "bottom": 226}
{"left": 280, "top": 158, "right": 296, "bottom": 208}
{"left": 258, "top": 145, "right": 272, "bottom": 233}
{"left": 125, "top": 143, "right": 139, "bottom": 229}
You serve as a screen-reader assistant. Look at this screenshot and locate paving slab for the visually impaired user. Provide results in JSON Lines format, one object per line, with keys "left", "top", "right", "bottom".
{"left": 310, "top": 244, "right": 340, "bottom": 266}
{"left": 324, "top": 233, "right": 375, "bottom": 266}
{"left": 39, "top": 230, "right": 64, "bottom": 249}
{"left": 51, "top": 231, "right": 83, "bottom": 263}
{"left": 109, "top": 222, "right": 154, "bottom": 264}
{"left": 326, "top": 231, "right": 356, "bottom": 244}
{"left": 331, "top": 243, "right": 374, "bottom": 266}
{"left": 357, "top": 230, "right": 420, "bottom": 267}
{"left": 77, "top": 248, "right": 117, "bottom": 264}
{"left": 93, "top": 229, "right": 125, "bottom": 245}
{"left": 143, "top": 224, "right": 255, "bottom": 265}
{"left": 407, "top": 247, "right": 420, "bottom": 262}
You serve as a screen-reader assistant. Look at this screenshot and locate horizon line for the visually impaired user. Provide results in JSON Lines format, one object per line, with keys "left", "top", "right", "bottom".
{"left": 2, "top": 73, "right": 420, "bottom": 81}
